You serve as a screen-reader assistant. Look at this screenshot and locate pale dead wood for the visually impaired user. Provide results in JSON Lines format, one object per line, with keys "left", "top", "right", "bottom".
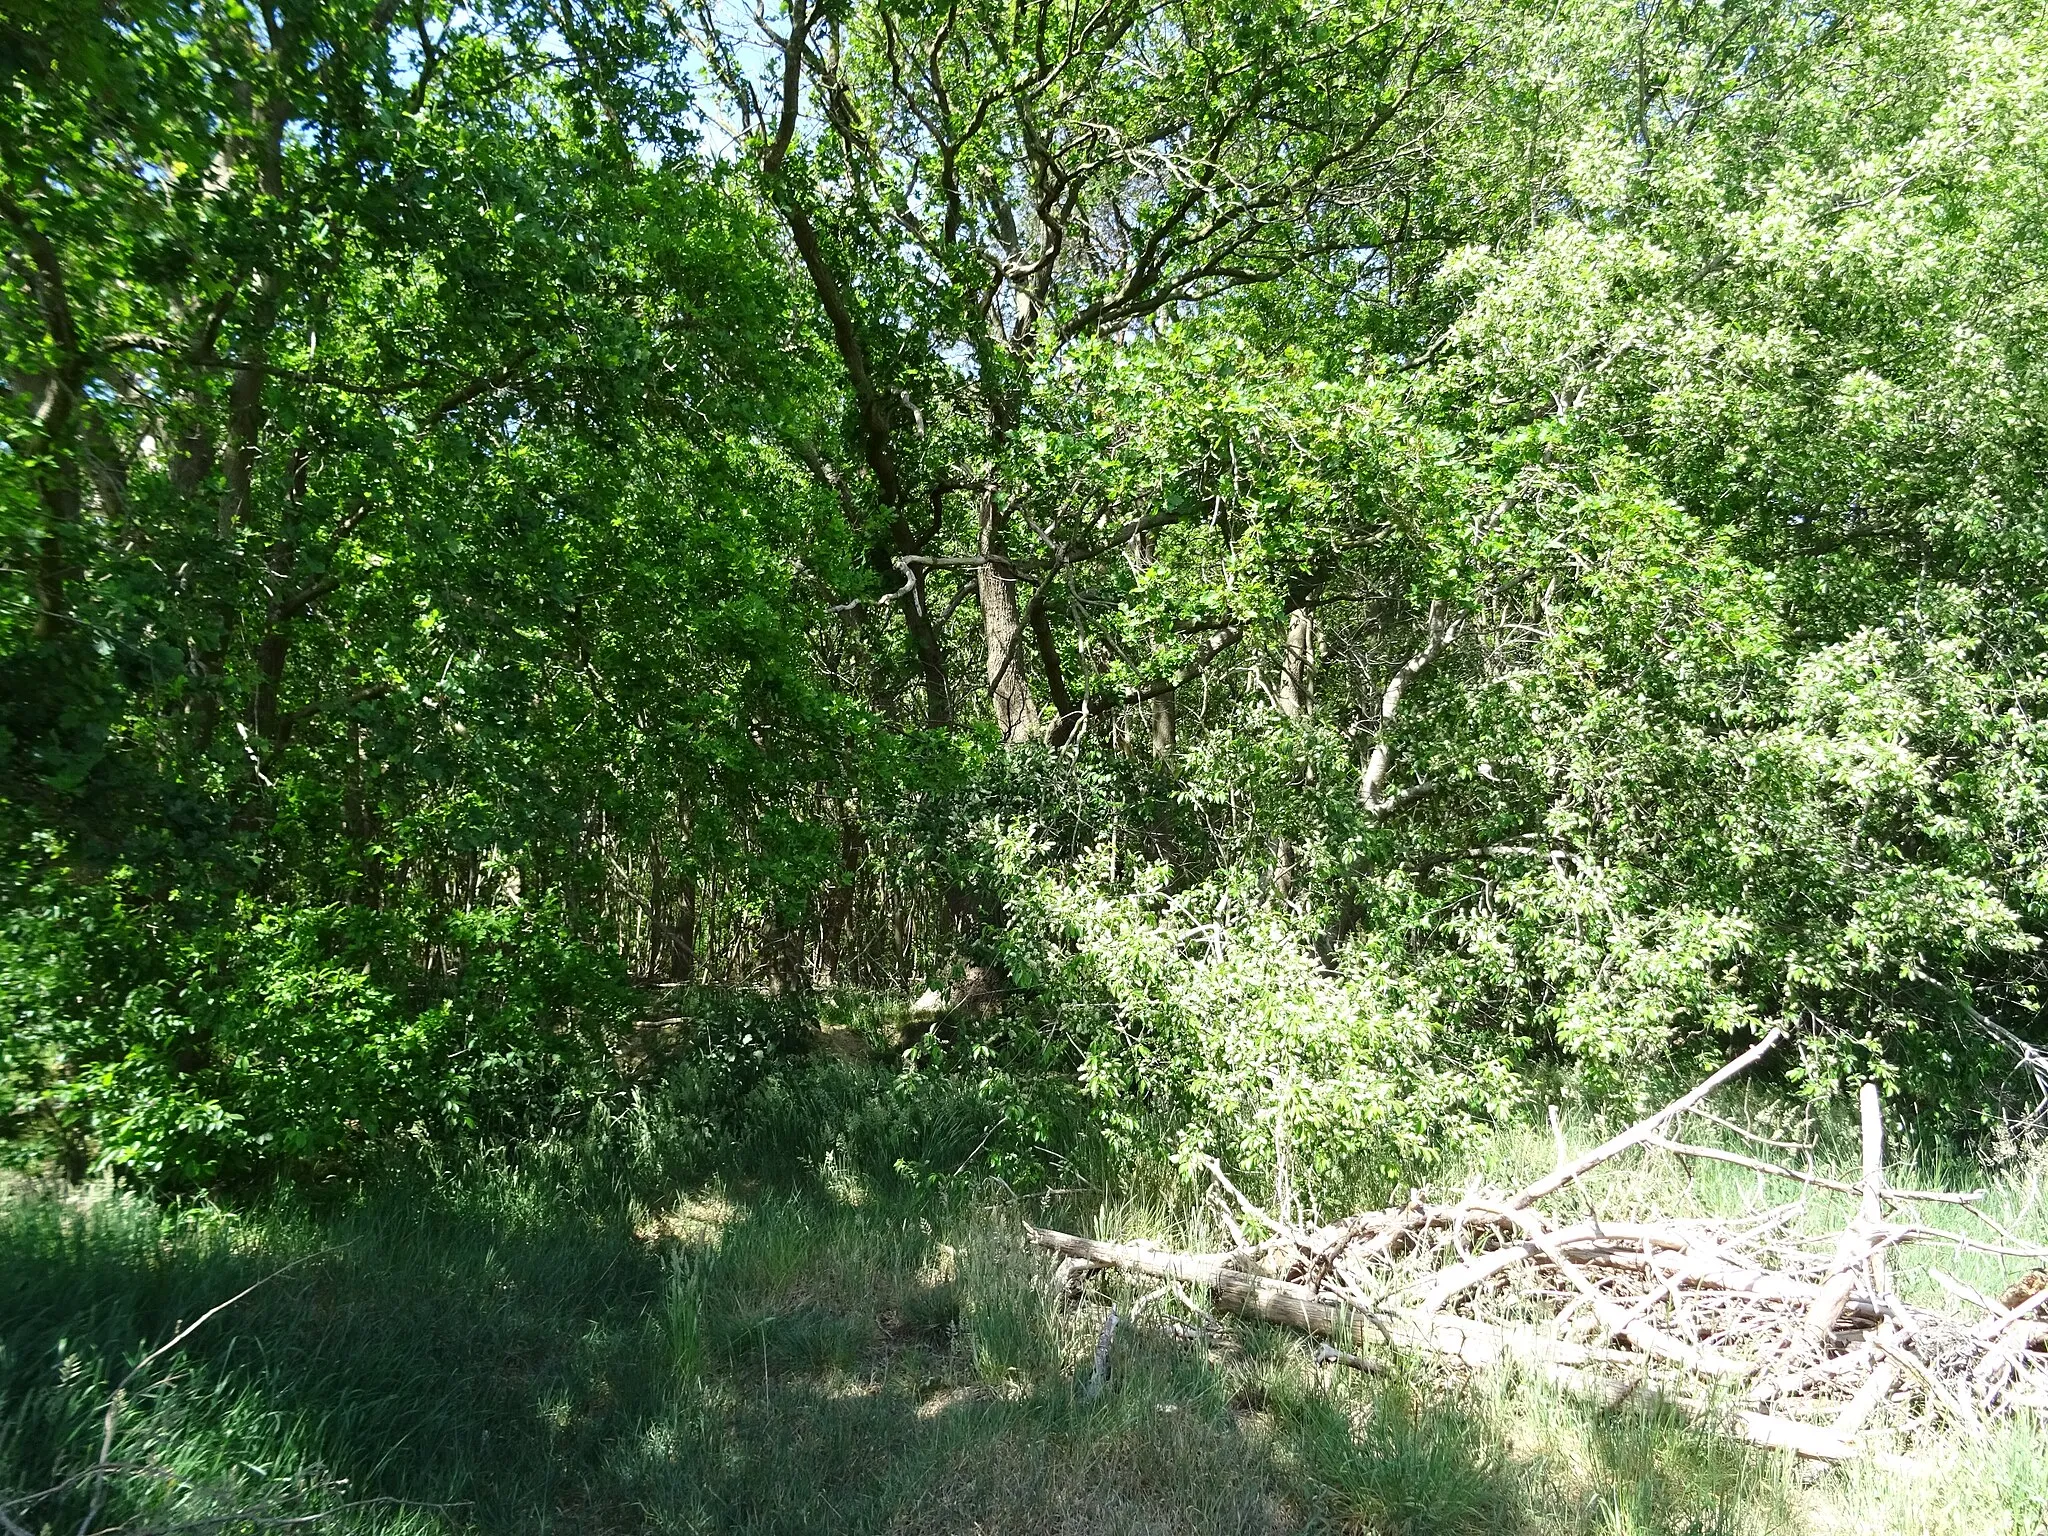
{"left": 1833, "top": 1358, "right": 1900, "bottom": 1434}
{"left": 1860, "top": 1083, "right": 1889, "bottom": 1296}
{"left": 1084, "top": 1305, "right": 1118, "bottom": 1399}
{"left": 1877, "top": 1226, "right": 2048, "bottom": 1261}
{"left": 1023, "top": 1045, "right": 2048, "bottom": 1463}
{"left": 1730, "top": 1412, "right": 1861, "bottom": 1461}
{"left": 1973, "top": 1280, "right": 2048, "bottom": 1342}
{"left": 1024, "top": 1225, "right": 1641, "bottom": 1370}
{"left": 1870, "top": 1329, "right": 1983, "bottom": 1436}
{"left": 1508, "top": 1029, "right": 1785, "bottom": 1209}
{"left": 1929, "top": 1267, "right": 2004, "bottom": 1318}
{"left": 1749, "top": 1342, "right": 1874, "bottom": 1406}
{"left": 1643, "top": 1135, "right": 1980, "bottom": 1206}
{"left": 1359, "top": 599, "right": 1455, "bottom": 816}
{"left": 1530, "top": 1229, "right": 1754, "bottom": 1378}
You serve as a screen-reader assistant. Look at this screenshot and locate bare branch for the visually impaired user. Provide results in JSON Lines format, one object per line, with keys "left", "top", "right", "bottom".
{"left": 1360, "top": 598, "right": 1455, "bottom": 815}
{"left": 1509, "top": 1030, "right": 1787, "bottom": 1209}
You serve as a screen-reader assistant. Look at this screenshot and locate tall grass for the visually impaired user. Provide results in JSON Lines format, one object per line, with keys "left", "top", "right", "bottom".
{"left": 3, "top": 1051, "right": 2046, "bottom": 1535}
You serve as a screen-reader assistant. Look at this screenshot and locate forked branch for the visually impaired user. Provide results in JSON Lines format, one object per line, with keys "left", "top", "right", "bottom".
{"left": 1360, "top": 598, "right": 1456, "bottom": 815}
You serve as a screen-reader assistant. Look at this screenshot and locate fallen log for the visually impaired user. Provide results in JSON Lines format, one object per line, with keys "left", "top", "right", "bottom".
{"left": 1024, "top": 1045, "right": 2044, "bottom": 1464}
{"left": 1026, "top": 1223, "right": 1859, "bottom": 1459}
{"left": 1024, "top": 1225, "right": 1640, "bottom": 1370}
{"left": 1731, "top": 1411, "right": 1861, "bottom": 1461}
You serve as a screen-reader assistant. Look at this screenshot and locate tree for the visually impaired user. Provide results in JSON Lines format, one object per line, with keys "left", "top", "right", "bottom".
{"left": 681, "top": 0, "right": 1479, "bottom": 743}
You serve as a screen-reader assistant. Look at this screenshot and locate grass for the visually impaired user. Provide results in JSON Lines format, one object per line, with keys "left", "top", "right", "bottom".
{"left": 4, "top": 1051, "right": 2048, "bottom": 1536}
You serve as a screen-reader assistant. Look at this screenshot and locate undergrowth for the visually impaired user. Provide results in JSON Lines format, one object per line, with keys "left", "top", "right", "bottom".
{"left": 3, "top": 1041, "right": 2047, "bottom": 1536}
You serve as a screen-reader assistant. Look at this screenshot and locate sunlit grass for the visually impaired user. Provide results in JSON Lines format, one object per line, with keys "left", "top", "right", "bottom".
{"left": 4, "top": 1057, "right": 2046, "bottom": 1535}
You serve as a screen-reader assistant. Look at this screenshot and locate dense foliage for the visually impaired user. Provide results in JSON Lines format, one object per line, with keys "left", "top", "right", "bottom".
{"left": 7, "top": 0, "right": 2048, "bottom": 1188}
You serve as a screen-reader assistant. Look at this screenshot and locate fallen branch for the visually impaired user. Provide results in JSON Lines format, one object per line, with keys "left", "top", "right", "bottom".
{"left": 1644, "top": 1134, "right": 1982, "bottom": 1206}
{"left": 1024, "top": 1225, "right": 1640, "bottom": 1371}
{"left": 1021, "top": 1041, "right": 2047, "bottom": 1464}
{"left": 1509, "top": 1030, "right": 1786, "bottom": 1209}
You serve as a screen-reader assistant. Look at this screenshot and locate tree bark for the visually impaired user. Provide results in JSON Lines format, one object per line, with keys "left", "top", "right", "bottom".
{"left": 1279, "top": 606, "right": 1313, "bottom": 721}
{"left": 0, "top": 189, "right": 88, "bottom": 641}
{"left": 774, "top": 191, "right": 953, "bottom": 725}
{"left": 675, "top": 869, "right": 698, "bottom": 984}
{"left": 891, "top": 534, "right": 955, "bottom": 726}
{"left": 217, "top": 51, "right": 290, "bottom": 542}
{"left": 818, "top": 814, "right": 866, "bottom": 983}
{"left": 1275, "top": 605, "right": 1313, "bottom": 892}
{"left": 978, "top": 491, "right": 1036, "bottom": 742}
{"left": 1151, "top": 692, "right": 1176, "bottom": 756}
{"left": 251, "top": 443, "right": 313, "bottom": 743}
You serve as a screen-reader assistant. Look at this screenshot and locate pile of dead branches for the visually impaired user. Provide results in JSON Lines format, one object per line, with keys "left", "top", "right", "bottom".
{"left": 1027, "top": 1029, "right": 2048, "bottom": 1461}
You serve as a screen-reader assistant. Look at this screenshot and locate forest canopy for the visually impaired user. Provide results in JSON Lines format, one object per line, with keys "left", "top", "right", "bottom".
{"left": 6, "top": 0, "right": 2048, "bottom": 1189}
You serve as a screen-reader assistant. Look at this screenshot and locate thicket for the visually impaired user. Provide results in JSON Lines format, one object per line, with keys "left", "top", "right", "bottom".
{"left": 6, "top": 0, "right": 2048, "bottom": 1191}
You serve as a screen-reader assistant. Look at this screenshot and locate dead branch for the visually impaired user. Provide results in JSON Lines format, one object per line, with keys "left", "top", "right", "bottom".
{"left": 1510, "top": 1030, "right": 1786, "bottom": 1208}
{"left": 1023, "top": 1043, "right": 2047, "bottom": 1464}
{"left": 1644, "top": 1134, "right": 1982, "bottom": 1205}
{"left": 1359, "top": 599, "right": 1455, "bottom": 815}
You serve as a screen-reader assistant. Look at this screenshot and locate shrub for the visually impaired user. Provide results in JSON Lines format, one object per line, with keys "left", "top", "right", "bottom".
{"left": 998, "top": 837, "right": 1519, "bottom": 1189}
{"left": 0, "top": 865, "right": 625, "bottom": 1189}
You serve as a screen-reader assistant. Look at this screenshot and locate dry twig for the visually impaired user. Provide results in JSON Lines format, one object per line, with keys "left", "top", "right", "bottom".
{"left": 1025, "top": 1039, "right": 2048, "bottom": 1462}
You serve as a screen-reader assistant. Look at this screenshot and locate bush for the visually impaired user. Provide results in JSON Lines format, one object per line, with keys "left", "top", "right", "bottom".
{"left": 0, "top": 864, "right": 626, "bottom": 1189}
{"left": 998, "top": 837, "right": 1519, "bottom": 1189}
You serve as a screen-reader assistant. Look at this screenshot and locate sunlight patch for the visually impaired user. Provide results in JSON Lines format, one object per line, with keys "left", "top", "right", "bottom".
{"left": 636, "top": 1193, "right": 736, "bottom": 1246}
{"left": 914, "top": 1385, "right": 981, "bottom": 1420}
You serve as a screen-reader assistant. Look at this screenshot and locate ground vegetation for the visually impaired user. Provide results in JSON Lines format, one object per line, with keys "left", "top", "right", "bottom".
{"left": 9, "top": 0, "right": 2048, "bottom": 1523}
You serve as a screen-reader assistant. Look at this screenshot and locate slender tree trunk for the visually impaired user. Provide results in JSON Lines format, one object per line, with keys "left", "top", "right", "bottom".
{"left": 1029, "top": 579, "right": 1087, "bottom": 746}
{"left": 218, "top": 65, "right": 288, "bottom": 542}
{"left": 30, "top": 470, "right": 78, "bottom": 643}
{"left": 1151, "top": 692, "right": 1176, "bottom": 756}
{"left": 1126, "top": 529, "right": 1178, "bottom": 756}
{"left": 194, "top": 57, "right": 291, "bottom": 753}
{"left": 978, "top": 491, "right": 1035, "bottom": 741}
{"left": 252, "top": 443, "right": 311, "bottom": 743}
{"left": 1280, "top": 606, "right": 1313, "bottom": 721}
{"left": 676, "top": 870, "right": 698, "bottom": 984}
{"left": 896, "top": 542, "right": 954, "bottom": 726}
{"left": 1, "top": 196, "right": 88, "bottom": 642}
{"left": 1276, "top": 606, "right": 1313, "bottom": 897}
{"left": 775, "top": 190, "right": 955, "bottom": 726}
{"left": 818, "top": 814, "right": 865, "bottom": 984}
{"left": 218, "top": 331, "right": 271, "bottom": 539}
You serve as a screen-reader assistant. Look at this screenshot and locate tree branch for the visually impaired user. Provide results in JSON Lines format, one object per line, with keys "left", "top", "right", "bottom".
{"left": 761, "top": 0, "right": 807, "bottom": 174}
{"left": 1360, "top": 598, "right": 1454, "bottom": 815}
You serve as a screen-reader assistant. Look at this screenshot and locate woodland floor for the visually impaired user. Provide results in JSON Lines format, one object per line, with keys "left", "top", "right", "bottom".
{"left": 4, "top": 1037, "right": 2048, "bottom": 1536}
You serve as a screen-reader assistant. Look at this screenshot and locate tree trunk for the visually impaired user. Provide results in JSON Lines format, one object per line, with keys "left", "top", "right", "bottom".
{"left": 898, "top": 550, "right": 955, "bottom": 727}
{"left": 1274, "top": 607, "right": 1313, "bottom": 894}
{"left": 818, "top": 814, "right": 866, "bottom": 983}
{"left": 771, "top": 188, "right": 954, "bottom": 727}
{"left": 30, "top": 471, "right": 78, "bottom": 643}
{"left": 1, "top": 202, "right": 88, "bottom": 642}
{"left": 1279, "top": 606, "right": 1313, "bottom": 721}
{"left": 217, "top": 79, "right": 289, "bottom": 542}
{"left": 978, "top": 491, "right": 1035, "bottom": 742}
{"left": 1151, "top": 691, "right": 1176, "bottom": 756}
{"left": 675, "top": 870, "right": 698, "bottom": 984}
{"left": 251, "top": 445, "right": 312, "bottom": 744}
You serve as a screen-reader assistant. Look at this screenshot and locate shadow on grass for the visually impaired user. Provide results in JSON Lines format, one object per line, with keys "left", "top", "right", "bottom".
{"left": 0, "top": 1064, "right": 1807, "bottom": 1536}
